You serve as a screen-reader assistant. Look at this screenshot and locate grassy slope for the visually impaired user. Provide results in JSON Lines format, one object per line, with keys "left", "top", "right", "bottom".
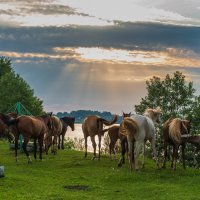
{"left": 0, "top": 140, "right": 200, "bottom": 200}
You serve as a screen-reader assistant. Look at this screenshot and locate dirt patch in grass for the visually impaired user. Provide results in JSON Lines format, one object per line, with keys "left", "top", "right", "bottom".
{"left": 64, "top": 185, "right": 89, "bottom": 191}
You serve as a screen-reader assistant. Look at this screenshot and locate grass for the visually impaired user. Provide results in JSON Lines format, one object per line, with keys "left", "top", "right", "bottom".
{"left": 0, "top": 140, "right": 200, "bottom": 200}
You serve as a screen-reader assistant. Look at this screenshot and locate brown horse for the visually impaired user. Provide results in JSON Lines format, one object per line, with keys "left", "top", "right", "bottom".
{"left": 58, "top": 116, "right": 75, "bottom": 149}
{"left": 44, "top": 115, "right": 63, "bottom": 154}
{"left": 119, "top": 117, "right": 139, "bottom": 171}
{"left": 162, "top": 118, "right": 191, "bottom": 170}
{"left": 102, "top": 112, "right": 131, "bottom": 160}
{"left": 82, "top": 115, "right": 118, "bottom": 160}
{"left": 0, "top": 112, "right": 52, "bottom": 163}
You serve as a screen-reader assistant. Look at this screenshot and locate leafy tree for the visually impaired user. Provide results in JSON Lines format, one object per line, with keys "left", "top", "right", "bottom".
{"left": 135, "top": 71, "right": 195, "bottom": 121}
{"left": 0, "top": 57, "right": 43, "bottom": 115}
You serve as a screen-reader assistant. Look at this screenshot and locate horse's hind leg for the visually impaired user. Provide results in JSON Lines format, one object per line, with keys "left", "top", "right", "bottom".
{"left": 84, "top": 136, "right": 88, "bottom": 158}
{"left": 23, "top": 137, "right": 32, "bottom": 164}
{"left": 58, "top": 135, "right": 61, "bottom": 149}
{"left": 90, "top": 136, "right": 97, "bottom": 160}
{"left": 38, "top": 137, "right": 43, "bottom": 160}
{"left": 98, "top": 134, "right": 101, "bottom": 160}
{"left": 34, "top": 138, "right": 37, "bottom": 159}
{"left": 118, "top": 137, "right": 126, "bottom": 167}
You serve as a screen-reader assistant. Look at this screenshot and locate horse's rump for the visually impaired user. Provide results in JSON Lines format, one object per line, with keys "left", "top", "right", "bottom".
{"left": 120, "top": 117, "right": 138, "bottom": 139}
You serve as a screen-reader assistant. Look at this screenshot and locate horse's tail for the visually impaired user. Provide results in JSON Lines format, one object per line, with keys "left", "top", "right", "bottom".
{"left": 101, "top": 128, "right": 110, "bottom": 135}
{"left": 169, "top": 118, "right": 182, "bottom": 143}
{"left": 98, "top": 115, "right": 118, "bottom": 126}
{"left": 120, "top": 117, "right": 138, "bottom": 139}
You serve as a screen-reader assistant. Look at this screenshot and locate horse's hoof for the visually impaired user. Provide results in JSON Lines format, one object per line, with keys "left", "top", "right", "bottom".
{"left": 28, "top": 160, "right": 32, "bottom": 164}
{"left": 118, "top": 163, "right": 122, "bottom": 167}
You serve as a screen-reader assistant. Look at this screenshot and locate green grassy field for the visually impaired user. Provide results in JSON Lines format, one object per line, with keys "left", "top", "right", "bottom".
{"left": 0, "top": 140, "right": 200, "bottom": 200}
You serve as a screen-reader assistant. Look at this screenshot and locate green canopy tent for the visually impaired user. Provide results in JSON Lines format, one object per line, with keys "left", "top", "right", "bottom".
{"left": 6, "top": 102, "right": 32, "bottom": 150}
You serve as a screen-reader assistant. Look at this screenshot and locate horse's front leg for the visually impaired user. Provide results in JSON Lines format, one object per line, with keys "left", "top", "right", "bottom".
{"left": 84, "top": 136, "right": 88, "bottom": 158}
{"left": 151, "top": 137, "right": 159, "bottom": 169}
{"left": 162, "top": 140, "right": 168, "bottom": 168}
{"left": 61, "top": 133, "right": 65, "bottom": 150}
{"left": 15, "top": 136, "right": 19, "bottom": 162}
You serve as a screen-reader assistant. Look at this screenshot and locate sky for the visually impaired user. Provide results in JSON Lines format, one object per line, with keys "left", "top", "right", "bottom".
{"left": 0, "top": 0, "right": 200, "bottom": 114}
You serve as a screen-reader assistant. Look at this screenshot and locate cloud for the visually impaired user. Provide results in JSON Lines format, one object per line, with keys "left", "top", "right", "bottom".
{"left": 0, "top": 0, "right": 199, "bottom": 27}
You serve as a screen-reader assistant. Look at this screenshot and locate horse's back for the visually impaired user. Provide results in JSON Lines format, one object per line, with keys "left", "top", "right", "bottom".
{"left": 131, "top": 114, "right": 155, "bottom": 139}
{"left": 18, "top": 116, "right": 46, "bottom": 136}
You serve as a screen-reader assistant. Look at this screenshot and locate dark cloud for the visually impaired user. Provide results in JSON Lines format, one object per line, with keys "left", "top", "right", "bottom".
{"left": 0, "top": 22, "right": 199, "bottom": 54}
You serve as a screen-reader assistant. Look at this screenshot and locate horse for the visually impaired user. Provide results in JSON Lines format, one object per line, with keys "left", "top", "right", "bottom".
{"left": 102, "top": 112, "right": 131, "bottom": 160}
{"left": 82, "top": 115, "right": 118, "bottom": 160}
{"left": 44, "top": 115, "right": 63, "bottom": 154}
{"left": 58, "top": 116, "right": 75, "bottom": 149}
{"left": 0, "top": 112, "right": 53, "bottom": 163}
{"left": 162, "top": 118, "right": 191, "bottom": 170}
{"left": 186, "top": 135, "right": 200, "bottom": 166}
{"left": 119, "top": 107, "right": 162, "bottom": 171}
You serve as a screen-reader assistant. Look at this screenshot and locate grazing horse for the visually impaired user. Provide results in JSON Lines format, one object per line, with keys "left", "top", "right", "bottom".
{"left": 119, "top": 107, "right": 162, "bottom": 171}
{"left": 102, "top": 112, "right": 131, "bottom": 160}
{"left": 0, "top": 113, "right": 52, "bottom": 163}
{"left": 44, "top": 116, "right": 63, "bottom": 154}
{"left": 58, "top": 116, "right": 75, "bottom": 149}
{"left": 162, "top": 118, "right": 191, "bottom": 170}
{"left": 82, "top": 115, "right": 118, "bottom": 160}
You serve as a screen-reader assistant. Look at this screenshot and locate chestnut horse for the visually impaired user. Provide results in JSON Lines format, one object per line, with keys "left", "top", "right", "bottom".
{"left": 82, "top": 115, "right": 118, "bottom": 160}
{"left": 162, "top": 118, "right": 191, "bottom": 170}
{"left": 58, "top": 116, "right": 75, "bottom": 149}
{"left": 0, "top": 113, "right": 52, "bottom": 163}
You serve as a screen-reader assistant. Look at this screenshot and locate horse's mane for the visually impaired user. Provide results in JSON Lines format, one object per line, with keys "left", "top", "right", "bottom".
{"left": 61, "top": 116, "right": 75, "bottom": 124}
{"left": 169, "top": 118, "right": 182, "bottom": 143}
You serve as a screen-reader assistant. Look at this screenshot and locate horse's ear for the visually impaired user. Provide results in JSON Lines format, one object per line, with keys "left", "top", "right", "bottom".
{"left": 122, "top": 111, "right": 125, "bottom": 115}
{"left": 129, "top": 112, "right": 132, "bottom": 115}
{"left": 50, "top": 112, "right": 53, "bottom": 116}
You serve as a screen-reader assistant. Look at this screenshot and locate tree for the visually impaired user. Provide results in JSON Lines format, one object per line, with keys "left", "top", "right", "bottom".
{"left": 0, "top": 57, "right": 43, "bottom": 115}
{"left": 135, "top": 71, "right": 195, "bottom": 121}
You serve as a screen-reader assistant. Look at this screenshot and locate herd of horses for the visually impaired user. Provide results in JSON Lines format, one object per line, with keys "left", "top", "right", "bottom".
{"left": 0, "top": 108, "right": 200, "bottom": 172}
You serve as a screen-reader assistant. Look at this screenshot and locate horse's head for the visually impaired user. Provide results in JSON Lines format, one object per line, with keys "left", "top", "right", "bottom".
{"left": 122, "top": 112, "right": 132, "bottom": 119}
{"left": 144, "top": 107, "right": 162, "bottom": 124}
{"left": 181, "top": 119, "right": 192, "bottom": 135}
{"left": 69, "top": 117, "right": 75, "bottom": 131}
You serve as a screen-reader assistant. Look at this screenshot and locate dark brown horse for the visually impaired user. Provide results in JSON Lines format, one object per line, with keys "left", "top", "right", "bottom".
{"left": 162, "top": 118, "right": 191, "bottom": 170}
{"left": 82, "top": 115, "right": 118, "bottom": 160}
{"left": 58, "top": 116, "right": 75, "bottom": 149}
{"left": 0, "top": 112, "right": 53, "bottom": 163}
{"left": 102, "top": 112, "right": 131, "bottom": 160}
